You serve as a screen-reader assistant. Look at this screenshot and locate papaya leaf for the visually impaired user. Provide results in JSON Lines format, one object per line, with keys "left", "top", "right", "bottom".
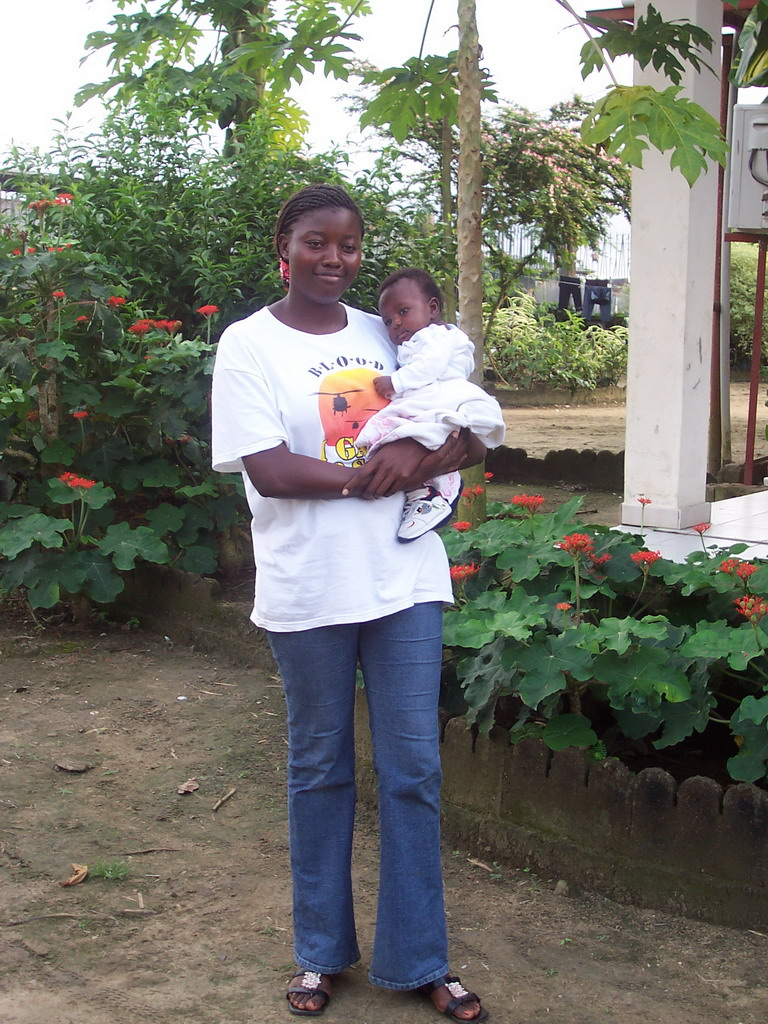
{"left": 581, "top": 85, "right": 727, "bottom": 185}
{"left": 582, "top": 5, "right": 715, "bottom": 84}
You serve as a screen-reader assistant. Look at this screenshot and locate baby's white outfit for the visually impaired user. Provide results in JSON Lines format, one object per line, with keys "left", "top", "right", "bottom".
{"left": 356, "top": 322, "right": 506, "bottom": 503}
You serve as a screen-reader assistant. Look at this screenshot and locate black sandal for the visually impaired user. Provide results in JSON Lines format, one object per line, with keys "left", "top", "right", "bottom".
{"left": 286, "top": 970, "right": 331, "bottom": 1017}
{"left": 419, "top": 975, "right": 489, "bottom": 1022}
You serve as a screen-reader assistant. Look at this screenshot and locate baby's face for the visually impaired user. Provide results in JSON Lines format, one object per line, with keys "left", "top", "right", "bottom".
{"left": 379, "top": 278, "right": 440, "bottom": 346}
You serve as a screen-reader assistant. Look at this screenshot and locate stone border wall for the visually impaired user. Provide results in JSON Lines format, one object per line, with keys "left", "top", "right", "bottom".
{"left": 120, "top": 565, "right": 768, "bottom": 930}
{"left": 487, "top": 445, "right": 624, "bottom": 490}
{"left": 357, "top": 706, "right": 768, "bottom": 931}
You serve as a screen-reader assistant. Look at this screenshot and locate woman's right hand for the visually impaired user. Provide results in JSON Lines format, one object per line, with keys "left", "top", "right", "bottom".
{"left": 342, "top": 429, "right": 476, "bottom": 499}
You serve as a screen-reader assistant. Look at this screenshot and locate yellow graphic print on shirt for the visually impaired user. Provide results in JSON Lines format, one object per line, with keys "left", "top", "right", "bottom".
{"left": 315, "top": 368, "right": 389, "bottom": 466}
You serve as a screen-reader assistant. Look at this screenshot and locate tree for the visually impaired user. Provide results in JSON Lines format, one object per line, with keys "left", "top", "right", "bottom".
{"left": 77, "top": 0, "right": 371, "bottom": 148}
{"left": 482, "top": 99, "right": 630, "bottom": 318}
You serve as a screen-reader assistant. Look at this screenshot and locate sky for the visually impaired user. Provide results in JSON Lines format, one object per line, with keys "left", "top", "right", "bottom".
{"left": 0, "top": 0, "right": 632, "bottom": 162}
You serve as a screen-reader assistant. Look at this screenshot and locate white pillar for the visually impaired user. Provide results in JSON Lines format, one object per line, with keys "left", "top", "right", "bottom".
{"left": 621, "top": 0, "right": 721, "bottom": 529}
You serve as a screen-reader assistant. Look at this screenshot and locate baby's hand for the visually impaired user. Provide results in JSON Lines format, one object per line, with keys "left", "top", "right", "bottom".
{"left": 373, "top": 375, "right": 395, "bottom": 399}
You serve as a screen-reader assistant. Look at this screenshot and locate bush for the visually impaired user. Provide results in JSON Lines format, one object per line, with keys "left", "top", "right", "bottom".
{"left": 729, "top": 241, "right": 768, "bottom": 369}
{"left": 4, "top": 109, "right": 448, "bottom": 331}
{"left": 0, "top": 189, "right": 240, "bottom": 615}
{"left": 442, "top": 497, "right": 768, "bottom": 786}
{"left": 484, "top": 293, "right": 627, "bottom": 390}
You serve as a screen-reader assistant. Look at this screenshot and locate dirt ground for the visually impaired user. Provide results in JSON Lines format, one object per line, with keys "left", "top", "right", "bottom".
{"left": 2, "top": 622, "right": 768, "bottom": 1024}
{"left": 500, "top": 378, "right": 767, "bottom": 464}
{"left": 3, "top": 381, "right": 768, "bottom": 1024}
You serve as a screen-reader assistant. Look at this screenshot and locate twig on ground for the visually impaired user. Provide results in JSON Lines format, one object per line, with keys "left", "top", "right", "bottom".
{"left": 120, "top": 847, "right": 180, "bottom": 856}
{"left": 212, "top": 787, "right": 237, "bottom": 812}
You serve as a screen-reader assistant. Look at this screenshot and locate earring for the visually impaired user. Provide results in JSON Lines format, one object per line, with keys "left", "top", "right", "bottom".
{"left": 279, "top": 258, "right": 290, "bottom": 286}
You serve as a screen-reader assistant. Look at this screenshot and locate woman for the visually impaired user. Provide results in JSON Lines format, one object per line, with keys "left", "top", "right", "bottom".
{"left": 211, "top": 183, "right": 490, "bottom": 1021}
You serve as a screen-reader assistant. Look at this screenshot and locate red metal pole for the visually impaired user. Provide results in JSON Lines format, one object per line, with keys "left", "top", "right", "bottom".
{"left": 743, "top": 236, "right": 767, "bottom": 484}
{"left": 709, "top": 33, "right": 734, "bottom": 477}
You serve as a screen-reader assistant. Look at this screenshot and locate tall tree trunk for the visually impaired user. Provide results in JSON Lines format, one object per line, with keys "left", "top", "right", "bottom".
{"left": 456, "top": 0, "right": 486, "bottom": 525}
{"left": 221, "top": 0, "right": 271, "bottom": 155}
{"left": 440, "top": 115, "right": 457, "bottom": 323}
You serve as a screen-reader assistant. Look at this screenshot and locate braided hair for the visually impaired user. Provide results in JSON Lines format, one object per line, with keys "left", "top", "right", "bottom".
{"left": 378, "top": 268, "right": 444, "bottom": 312}
{"left": 273, "top": 184, "right": 365, "bottom": 257}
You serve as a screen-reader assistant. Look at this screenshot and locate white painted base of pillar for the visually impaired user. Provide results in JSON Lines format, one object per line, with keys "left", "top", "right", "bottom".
{"left": 621, "top": 500, "right": 712, "bottom": 530}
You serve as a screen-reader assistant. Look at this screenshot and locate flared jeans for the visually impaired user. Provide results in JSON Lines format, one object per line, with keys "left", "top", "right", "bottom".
{"left": 267, "top": 601, "right": 449, "bottom": 990}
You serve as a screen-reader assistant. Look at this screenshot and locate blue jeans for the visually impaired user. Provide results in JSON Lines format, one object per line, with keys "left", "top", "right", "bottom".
{"left": 267, "top": 602, "right": 449, "bottom": 990}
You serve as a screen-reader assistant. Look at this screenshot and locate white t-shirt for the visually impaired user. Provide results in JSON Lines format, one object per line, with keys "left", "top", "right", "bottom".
{"left": 211, "top": 304, "right": 453, "bottom": 631}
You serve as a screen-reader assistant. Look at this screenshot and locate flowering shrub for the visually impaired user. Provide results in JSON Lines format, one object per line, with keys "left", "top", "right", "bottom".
{"left": 0, "top": 190, "right": 242, "bottom": 615}
{"left": 441, "top": 495, "right": 768, "bottom": 785}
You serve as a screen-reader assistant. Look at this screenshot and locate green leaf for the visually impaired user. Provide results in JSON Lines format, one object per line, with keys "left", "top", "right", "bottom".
{"left": 180, "top": 544, "right": 217, "bottom": 574}
{"left": 594, "top": 646, "right": 690, "bottom": 710}
{"left": 145, "top": 503, "right": 186, "bottom": 535}
{"left": 516, "top": 632, "right": 594, "bottom": 709}
{"left": 728, "top": 694, "right": 768, "bottom": 782}
{"left": 79, "top": 550, "right": 124, "bottom": 604}
{"left": 540, "top": 713, "right": 598, "bottom": 751}
{"left": 581, "top": 85, "right": 727, "bottom": 185}
{"left": 443, "top": 589, "right": 545, "bottom": 650}
{"left": 0, "top": 513, "right": 72, "bottom": 557}
{"left": 176, "top": 481, "right": 217, "bottom": 498}
{"left": 457, "top": 638, "right": 515, "bottom": 735}
{"left": 40, "top": 439, "right": 76, "bottom": 465}
{"left": 99, "top": 522, "right": 168, "bottom": 571}
{"left": 591, "top": 615, "right": 670, "bottom": 655}
{"left": 681, "top": 620, "right": 765, "bottom": 671}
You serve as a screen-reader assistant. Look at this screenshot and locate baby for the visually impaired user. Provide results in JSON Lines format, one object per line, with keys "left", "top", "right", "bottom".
{"left": 356, "top": 268, "right": 505, "bottom": 541}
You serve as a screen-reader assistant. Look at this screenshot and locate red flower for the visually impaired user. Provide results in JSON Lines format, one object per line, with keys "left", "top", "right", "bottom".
{"left": 735, "top": 595, "right": 768, "bottom": 622}
{"left": 557, "top": 533, "right": 595, "bottom": 557}
{"left": 692, "top": 522, "right": 711, "bottom": 534}
{"left": 630, "top": 550, "right": 662, "bottom": 567}
{"left": 129, "top": 319, "right": 157, "bottom": 336}
{"left": 720, "top": 558, "right": 739, "bottom": 575}
{"left": 58, "top": 472, "right": 96, "bottom": 490}
{"left": 76, "top": 315, "right": 89, "bottom": 323}
{"left": 27, "top": 247, "right": 36, "bottom": 253}
{"left": 450, "top": 564, "right": 479, "bottom": 582}
{"left": 54, "top": 193, "right": 74, "bottom": 206}
{"left": 590, "top": 552, "right": 612, "bottom": 567}
{"left": 452, "top": 521, "right": 472, "bottom": 532}
{"left": 28, "top": 199, "right": 53, "bottom": 213}
{"left": 736, "top": 563, "right": 757, "bottom": 581}
{"left": 511, "top": 494, "right": 545, "bottom": 512}
{"left": 107, "top": 295, "right": 126, "bottom": 308}
{"left": 52, "top": 290, "right": 66, "bottom": 299}
{"left": 11, "top": 248, "right": 21, "bottom": 255}
{"left": 196, "top": 304, "right": 220, "bottom": 317}
{"left": 638, "top": 497, "right": 652, "bottom": 506}
{"left": 25, "top": 410, "right": 39, "bottom": 422}
{"left": 161, "top": 319, "right": 182, "bottom": 333}
{"left": 72, "top": 411, "right": 89, "bottom": 420}
{"left": 484, "top": 471, "right": 494, "bottom": 481}
{"left": 556, "top": 602, "right": 572, "bottom": 611}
